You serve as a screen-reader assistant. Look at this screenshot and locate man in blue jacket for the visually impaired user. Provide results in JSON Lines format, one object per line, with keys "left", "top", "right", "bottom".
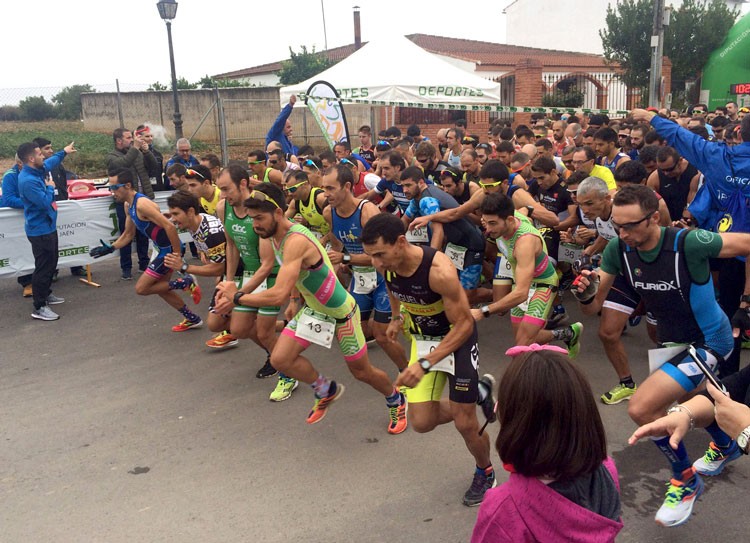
{"left": 16, "top": 141, "right": 76, "bottom": 321}
{"left": 1, "top": 157, "right": 34, "bottom": 297}
{"left": 631, "top": 108, "right": 750, "bottom": 377}
{"left": 266, "top": 94, "right": 299, "bottom": 156}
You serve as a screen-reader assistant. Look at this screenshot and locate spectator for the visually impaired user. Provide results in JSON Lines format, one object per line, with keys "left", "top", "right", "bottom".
{"left": 17, "top": 141, "right": 76, "bottom": 321}
{"left": 164, "top": 138, "right": 200, "bottom": 176}
{"left": 1, "top": 156, "right": 34, "bottom": 296}
{"left": 199, "top": 153, "right": 222, "bottom": 182}
{"left": 165, "top": 163, "right": 189, "bottom": 192}
{"left": 471, "top": 345, "right": 622, "bottom": 543}
{"left": 137, "top": 124, "right": 166, "bottom": 190}
{"left": 265, "top": 94, "right": 298, "bottom": 156}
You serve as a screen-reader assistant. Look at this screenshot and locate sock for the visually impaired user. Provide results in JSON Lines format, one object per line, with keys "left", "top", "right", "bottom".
{"left": 477, "top": 465, "right": 495, "bottom": 478}
{"left": 385, "top": 388, "right": 402, "bottom": 407}
{"left": 312, "top": 374, "right": 331, "bottom": 398}
{"left": 279, "top": 372, "right": 290, "bottom": 380}
{"left": 705, "top": 421, "right": 733, "bottom": 448}
{"left": 168, "top": 277, "right": 188, "bottom": 290}
{"left": 620, "top": 375, "right": 635, "bottom": 388}
{"left": 179, "top": 305, "right": 200, "bottom": 322}
{"left": 554, "top": 304, "right": 565, "bottom": 314}
{"left": 652, "top": 436, "right": 692, "bottom": 479}
{"left": 552, "top": 326, "right": 573, "bottom": 341}
{"left": 477, "top": 379, "right": 489, "bottom": 402}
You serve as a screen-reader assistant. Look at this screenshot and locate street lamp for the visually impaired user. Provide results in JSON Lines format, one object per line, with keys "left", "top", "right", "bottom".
{"left": 156, "top": 0, "right": 183, "bottom": 139}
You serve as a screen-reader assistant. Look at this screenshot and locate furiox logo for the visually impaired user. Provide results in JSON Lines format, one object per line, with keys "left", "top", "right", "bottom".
{"left": 633, "top": 280, "right": 677, "bottom": 291}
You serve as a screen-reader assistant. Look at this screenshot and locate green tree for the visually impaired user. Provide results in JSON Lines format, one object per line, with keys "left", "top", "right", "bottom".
{"left": 600, "top": 0, "right": 738, "bottom": 101}
{"left": 52, "top": 84, "right": 96, "bottom": 120}
{"left": 147, "top": 77, "right": 196, "bottom": 91}
{"left": 18, "top": 96, "right": 57, "bottom": 121}
{"left": 197, "top": 74, "right": 249, "bottom": 89}
{"left": 147, "top": 82, "right": 168, "bottom": 91}
{"left": 277, "top": 46, "right": 333, "bottom": 85}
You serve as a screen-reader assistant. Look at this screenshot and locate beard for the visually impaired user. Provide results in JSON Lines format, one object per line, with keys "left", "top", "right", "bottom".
{"left": 255, "top": 218, "right": 278, "bottom": 239}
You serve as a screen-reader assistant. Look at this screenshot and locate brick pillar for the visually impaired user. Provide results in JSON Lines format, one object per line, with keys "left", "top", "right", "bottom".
{"left": 661, "top": 56, "right": 672, "bottom": 108}
{"left": 626, "top": 87, "right": 642, "bottom": 110}
{"left": 513, "top": 58, "right": 543, "bottom": 127}
{"left": 596, "top": 88, "right": 608, "bottom": 110}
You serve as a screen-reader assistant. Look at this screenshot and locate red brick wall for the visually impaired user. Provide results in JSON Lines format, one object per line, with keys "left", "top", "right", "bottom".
{"left": 514, "top": 58, "right": 543, "bottom": 127}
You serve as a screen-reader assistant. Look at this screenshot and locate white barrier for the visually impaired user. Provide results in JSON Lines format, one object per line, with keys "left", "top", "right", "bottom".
{"left": 0, "top": 192, "right": 191, "bottom": 278}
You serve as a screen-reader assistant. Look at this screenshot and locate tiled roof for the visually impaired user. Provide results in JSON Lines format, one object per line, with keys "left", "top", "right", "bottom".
{"left": 213, "top": 34, "right": 613, "bottom": 79}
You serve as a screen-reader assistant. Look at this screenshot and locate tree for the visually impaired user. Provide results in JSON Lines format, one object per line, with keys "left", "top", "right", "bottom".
{"left": 52, "top": 84, "right": 95, "bottom": 120}
{"left": 277, "top": 46, "right": 333, "bottom": 85}
{"left": 18, "top": 96, "right": 57, "bottom": 121}
{"left": 542, "top": 87, "right": 585, "bottom": 108}
{"left": 197, "top": 74, "right": 249, "bottom": 89}
{"left": 600, "top": 0, "right": 738, "bottom": 101}
{"left": 147, "top": 82, "right": 168, "bottom": 91}
{"left": 147, "top": 77, "right": 196, "bottom": 91}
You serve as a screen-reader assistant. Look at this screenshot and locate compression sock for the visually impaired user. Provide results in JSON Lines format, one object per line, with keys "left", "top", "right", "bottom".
{"left": 179, "top": 305, "right": 200, "bottom": 323}
{"left": 168, "top": 277, "right": 188, "bottom": 290}
{"left": 652, "top": 436, "right": 692, "bottom": 479}
{"left": 385, "top": 388, "right": 402, "bottom": 407}
{"left": 312, "top": 374, "right": 332, "bottom": 398}
{"left": 620, "top": 375, "right": 635, "bottom": 387}
{"left": 478, "top": 465, "right": 495, "bottom": 479}
{"left": 552, "top": 326, "right": 574, "bottom": 341}
{"left": 705, "top": 421, "right": 733, "bottom": 448}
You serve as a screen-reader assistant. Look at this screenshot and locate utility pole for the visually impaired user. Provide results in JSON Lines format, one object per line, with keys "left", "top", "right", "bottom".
{"left": 648, "top": 0, "right": 666, "bottom": 109}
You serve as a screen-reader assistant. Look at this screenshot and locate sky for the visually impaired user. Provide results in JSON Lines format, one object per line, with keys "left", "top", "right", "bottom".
{"left": 1, "top": 0, "right": 509, "bottom": 102}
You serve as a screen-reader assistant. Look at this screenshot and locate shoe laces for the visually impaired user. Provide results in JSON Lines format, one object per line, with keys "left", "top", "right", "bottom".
{"left": 389, "top": 403, "right": 403, "bottom": 424}
{"left": 703, "top": 442, "right": 724, "bottom": 462}
{"left": 663, "top": 477, "right": 694, "bottom": 507}
{"left": 468, "top": 471, "right": 492, "bottom": 494}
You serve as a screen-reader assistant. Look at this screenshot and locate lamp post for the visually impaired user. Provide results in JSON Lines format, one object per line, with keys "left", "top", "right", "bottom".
{"left": 156, "top": 0, "right": 183, "bottom": 139}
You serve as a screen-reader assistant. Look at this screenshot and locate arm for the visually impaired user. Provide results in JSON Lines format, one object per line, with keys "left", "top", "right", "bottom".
{"left": 19, "top": 174, "right": 55, "bottom": 210}
{"left": 411, "top": 191, "right": 482, "bottom": 228}
{"left": 512, "top": 189, "right": 559, "bottom": 227}
{"left": 583, "top": 235, "right": 608, "bottom": 257}
{"left": 108, "top": 146, "right": 141, "bottom": 171}
{"left": 268, "top": 168, "right": 284, "bottom": 188}
{"left": 218, "top": 201, "right": 239, "bottom": 280}
{"left": 138, "top": 199, "right": 182, "bottom": 255}
{"left": 657, "top": 199, "right": 672, "bottom": 226}
{"left": 478, "top": 235, "right": 539, "bottom": 317}
{"left": 377, "top": 191, "right": 394, "bottom": 211}
{"left": 43, "top": 149, "right": 67, "bottom": 172}
{"left": 646, "top": 170, "right": 660, "bottom": 191}
{"left": 429, "top": 221, "right": 445, "bottom": 251}
{"left": 556, "top": 209, "right": 582, "bottom": 232}
{"left": 111, "top": 208, "right": 136, "bottom": 248}
{"left": 688, "top": 172, "right": 701, "bottom": 205}
{"left": 265, "top": 101, "right": 294, "bottom": 146}
{"left": 285, "top": 199, "right": 299, "bottom": 220}
{"left": 1, "top": 173, "right": 24, "bottom": 209}
{"left": 239, "top": 238, "right": 275, "bottom": 293}
{"left": 575, "top": 269, "right": 616, "bottom": 315}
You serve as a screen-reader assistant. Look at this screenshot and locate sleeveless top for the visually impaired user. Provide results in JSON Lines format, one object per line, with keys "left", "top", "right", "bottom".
{"left": 495, "top": 212, "right": 557, "bottom": 286}
{"left": 331, "top": 200, "right": 368, "bottom": 256}
{"left": 225, "top": 203, "right": 276, "bottom": 274}
{"left": 128, "top": 193, "right": 171, "bottom": 249}
{"left": 200, "top": 186, "right": 221, "bottom": 216}
{"left": 298, "top": 187, "right": 330, "bottom": 235}
{"left": 600, "top": 152, "right": 629, "bottom": 172}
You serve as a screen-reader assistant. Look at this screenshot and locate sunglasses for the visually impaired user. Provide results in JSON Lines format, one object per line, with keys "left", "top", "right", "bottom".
{"left": 185, "top": 168, "right": 205, "bottom": 180}
{"left": 285, "top": 180, "right": 307, "bottom": 194}
{"left": 339, "top": 158, "right": 356, "bottom": 167}
{"left": 248, "top": 190, "right": 281, "bottom": 209}
{"left": 376, "top": 140, "right": 391, "bottom": 147}
{"left": 108, "top": 183, "right": 125, "bottom": 191}
{"left": 479, "top": 180, "right": 503, "bottom": 188}
{"left": 511, "top": 161, "right": 530, "bottom": 173}
{"left": 612, "top": 211, "right": 654, "bottom": 233}
{"left": 248, "top": 160, "right": 264, "bottom": 165}
{"left": 658, "top": 162, "right": 679, "bottom": 173}
{"left": 268, "top": 160, "right": 278, "bottom": 165}
{"left": 304, "top": 159, "right": 320, "bottom": 171}
{"left": 416, "top": 157, "right": 430, "bottom": 164}
{"left": 461, "top": 137, "right": 476, "bottom": 144}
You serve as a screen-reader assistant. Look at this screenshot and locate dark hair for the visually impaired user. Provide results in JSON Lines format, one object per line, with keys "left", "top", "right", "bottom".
{"left": 297, "top": 144, "right": 315, "bottom": 157}
{"left": 400, "top": 165, "right": 425, "bottom": 183}
{"left": 499, "top": 127, "right": 515, "bottom": 141}
{"left": 415, "top": 141, "right": 436, "bottom": 160}
{"left": 289, "top": 170, "right": 309, "bottom": 185}
{"left": 496, "top": 350, "right": 607, "bottom": 480}
{"left": 439, "top": 166, "right": 462, "bottom": 183}
{"left": 248, "top": 149, "right": 266, "bottom": 163}
{"left": 631, "top": 123, "right": 651, "bottom": 136}
{"left": 454, "top": 118, "right": 467, "bottom": 129}
{"left": 576, "top": 146, "right": 597, "bottom": 161}
{"left": 479, "top": 192, "right": 515, "bottom": 219}
{"left": 358, "top": 125, "right": 371, "bottom": 135}
{"left": 385, "top": 126, "right": 402, "bottom": 139}
{"left": 614, "top": 160, "right": 648, "bottom": 184}
{"left": 16, "top": 142, "right": 39, "bottom": 163}
{"left": 223, "top": 163, "right": 250, "bottom": 188}
{"left": 375, "top": 140, "right": 392, "bottom": 153}
{"left": 381, "top": 150, "right": 406, "bottom": 170}
{"left": 638, "top": 144, "right": 659, "bottom": 164}
{"left": 185, "top": 164, "right": 212, "bottom": 182}
{"left": 447, "top": 127, "right": 465, "bottom": 142}
{"left": 534, "top": 138, "right": 552, "bottom": 151}
{"left": 302, "top": 156, "right": 323, "bottom": 170}
{"left": 112, "top": 168, "right": 135, "bottom": 187}
{"left": 531, "top": 156, "right": 556, "bottom": 174}
{"left": 319, "top": 149, "right": 337, "bottom": 165}
{"left": 331, "top": 164, "right": 355, "bottom": 188}
{"left": 593, "top": 127, "right": 618, "bottom": 144}
{"left": 510, "top": 152, "right": 530, "bottom": 166}
{"left": 244, "top": 182, "right": 287, "bottom": 213}
{"left": 334, "top": 140, "right": 352, "bottom": 152}
{"left": 710, "top": 116, "right": 729, "bottom": 128}
{"left": 112, "top": 128, "right": 130, "bottom": 144}
{"left": 515, "top": 126, "right": 534, "bottom": 141}
{"left": 395, "top": 138, "right": 414, "bottom": 150}
{"left": 644, "top": 131, "right": 664, "bottom": 145}
{"left": 461, "top": 149, "right": 478, "bottom": 160}
{"left": 269, "top": 148, "right": 285, "bottom": 159}
{"left": 565, "top": 170, "right": 589, "bottom": 185}
{"left": 479, "top": 159, "right": 510, "bottom": 182}
{"left": 496, "top": 141, "right": 515, "bottom": 154}
{"left": 406, "top": 124, "right": 421, "bottom": 137}
{"left": 740, "top": 115, "right": 750, "bottom": 143}
{"left": 656, "top": 146, "right": 680, "bottom": 164}
{"left": 613, "top": 183, "right": 658, "bottom": 215}
{"left": 583, "top": 127, "right": 598, "bottom": 139}
{"left": 166, "top": 163, "right": 187, "bottom": 177}
{"left": 167, "top": 190, "right": 202, "bottom": 214}
{"left": 689, "top": 126, "right": 710, "bottom": 140}
{"left": 361, "top": 212, "right": 406, "bottom": 245}
{"left": 200, "top": 153, "right": 221, "bottom": 169}
{"left": 32, "top": 137, "right": 51, "bottom": 148}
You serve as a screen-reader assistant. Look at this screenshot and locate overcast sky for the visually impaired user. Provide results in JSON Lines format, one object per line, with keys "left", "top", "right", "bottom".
{"left": 2, "top": 0, "right": 508, "bottom": 97}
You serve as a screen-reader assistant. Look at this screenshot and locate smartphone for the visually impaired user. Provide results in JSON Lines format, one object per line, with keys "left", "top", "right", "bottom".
{"left": 686, "top": 345, "right": 727, "bottom": 393}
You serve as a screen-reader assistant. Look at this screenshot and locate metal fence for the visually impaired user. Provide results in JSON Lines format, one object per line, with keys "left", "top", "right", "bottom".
{"left": 542, "top": 72, "right": 633, "bottom": 114}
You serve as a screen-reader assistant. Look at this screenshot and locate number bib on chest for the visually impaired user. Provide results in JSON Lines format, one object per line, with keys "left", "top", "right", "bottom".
{"left": 558, "top": 243, "right": 584, "bottom": 265}
{"left": 352, "top": 266, "right": 378, "bottom": 294}
{"left": 414, "top": 335, "right": 455, "bottom": 375}
{"left": 296, "top": 307, "right": 336, "bottom": 348}
{"left": 234, "top": 271, "right": 268, "bottom": 294}
{"left": 406, "top": 225, "right": 429, "bottom": 244}
{"left": 445, "top": 243, "right": 468, "bottom": 271}
{"left": 496, "top": 254, "right": 513, "bottom": 280}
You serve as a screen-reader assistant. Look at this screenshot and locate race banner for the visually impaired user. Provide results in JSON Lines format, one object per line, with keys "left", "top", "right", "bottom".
{"left": 0, "top": 192, "right": 191, "bottom": 278}
{"left": 304, "top": 80, "right": 351, "bottom": 148}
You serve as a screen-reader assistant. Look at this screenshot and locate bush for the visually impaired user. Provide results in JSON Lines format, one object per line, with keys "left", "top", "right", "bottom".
{"left": 52, "top": 84, "right": 95, "bottom": 120}
{"left": 542, "top": 87, "right": 585, "bottom": 108}
{"left": 0, "top": 106, "right": 21, "bottom": 121}
{"left": 19, "top": 96, "right": 57, "bottom": 121}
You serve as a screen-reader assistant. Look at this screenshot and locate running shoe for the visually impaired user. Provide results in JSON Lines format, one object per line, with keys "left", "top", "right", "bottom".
{"left": 693, "top": 441, "right": 742, "bottom": 476}
{"left": 387, "top": 393, "right": 408, "bottom": 435}
{"left": 601, "top": 382, "right": 636, "bottom": 405}
{"left": 462, "top": 468, "right": 497, "bottom": 507}
{"left": 46, "top": 294, "right": 65, "bottom": 305}
{"left": 31, "top": 306, "right": 59, "bottom": 321}
{"left": 270, "top": 376, "right": 299, "bottom": 402}
{"left": 182, "top": 274, "right": 202, "bottom": 304}
{"left": 306, "top": 381, "right": 345, "bottom": 424}
{"left": 563, "top": 322, "right": 584, "bottom": 358}
{"left": 205, "top": 331, "right": 239, "bottom": 349}
{"left": 558, "top": 270, "right": 576, "bottom": 291}
{"left": 628, "top": 314, "right": 642, "bottom": 327}
{"left": 256, "top": 357, "right": 278, "bottom": 379}
{"left": 171, "top": 318, "right": 203, "bottom": 332}
{"left": 22, "top": 285, "right": 33, "bottom": 297}
{"left": 545, "top": 307, "right": 569, "bottom": 330}
{"left": 654, "top": 468, "right": 704, "bottom": 527}
{"left": 477, "top": 374, "right": 497, "bottom": 424}
{"left": 121, "top": 269, "right": 132, "bottom": 280}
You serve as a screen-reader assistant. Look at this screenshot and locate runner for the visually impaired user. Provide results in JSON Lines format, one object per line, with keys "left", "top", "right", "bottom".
{"left": 247, "top": 149, "right": 283, "bottom": 188}
{"left": 284, "top": 170, "right": 331, "bottom": 243}
{"left": 215, "top": 183, "right": 408, "bottom": 433}
{"left": 184, "top": 165, "right": 221, "bottom": 216}
{"left": 361, "top": 212, "right": 497, "bottom": 506}
{"left": 573, "top": 184, "right": 749, "bottom": 527}
{"left": 90, "top": 169, "right": 200, "bottom": 331}
{"left": 321, "top": 164, "right": 409, "bottom": 373}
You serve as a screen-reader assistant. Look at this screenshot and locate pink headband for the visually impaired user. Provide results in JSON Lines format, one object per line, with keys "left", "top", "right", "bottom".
{"left": 505, "top": 343, "right": 568, "bottom": 357}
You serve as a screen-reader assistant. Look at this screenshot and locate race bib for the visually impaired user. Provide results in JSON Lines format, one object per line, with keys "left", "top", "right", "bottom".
{"left": 406, "top": 225, "right": 429, "bottom": 244}
{"left": 352, "top": 266, "right": 378, "bottom": 294}
{"left": 296, "top": 307, "right": 336, "bottom": 348}
{"left": 235, "top": 271, "right": 268, "bottom": 294}
{"left": 558, "top": 242, "right": 584, "bottom": 265}
{"left": 414, "top": 335, "right": 455, "bottom": 375}
{"left": 517, "top": 286, "right": 537, "bottom": 313}
{"left": 496, "top": 254, "right": 513, "bottom": 280}
{"left": 445, "top": 243, "right": 467, "bottom": 271}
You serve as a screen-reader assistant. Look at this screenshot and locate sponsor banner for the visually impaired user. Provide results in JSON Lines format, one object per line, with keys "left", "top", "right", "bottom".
{"left": 304, "top": 80, "right": 350, "bottom": 148}
{"left": 0, "top": 192, "right": 191, "bottom": 278}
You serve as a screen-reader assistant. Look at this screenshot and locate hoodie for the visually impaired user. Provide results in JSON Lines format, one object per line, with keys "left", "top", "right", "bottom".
{"left": 18, "top": 151, "right": 66, "bottom": 236}
{"left": 471, "top": 458, "right": 623, "bottom": 543}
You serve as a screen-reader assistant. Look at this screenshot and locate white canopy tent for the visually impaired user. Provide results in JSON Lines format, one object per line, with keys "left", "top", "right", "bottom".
{"left": 279, "top": 35, "right": 501, "bottom": 108}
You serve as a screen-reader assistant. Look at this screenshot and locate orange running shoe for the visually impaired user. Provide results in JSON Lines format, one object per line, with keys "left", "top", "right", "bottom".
{"left": 387, "top": 393, "right": 408, "bottom": 435}
{"left": 206, "top": 330, "right": 238, "bottom": 349}
{"left": 172, "top": 318, "right": 203, "bottom": 332}
{"left": 186, "top": 274, "right": 202, "bottom": 304}
{"left": 306, "top": 381, "right": 345, "bottom": 424}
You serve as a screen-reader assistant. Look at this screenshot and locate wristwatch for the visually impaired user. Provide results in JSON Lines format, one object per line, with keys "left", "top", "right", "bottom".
{"left": 233, "top": 291, "right": 245, "bottom": 307}
{"left": 737, "top": 425, "right": 750, "bottom": 454}
{"left": 525, "top": 205, "right": 535, "bottom": 218}
{"left": 418, "top": 358, "right": 432, "bottom": 373}
{"left": 342, "top": 253, "right": 352, "bottom": 265}
{"left": 481, "top": 305, "right": 491, "bottom": 319}
{"left": 180, "top": 261, "right": 189, "bottom": 273}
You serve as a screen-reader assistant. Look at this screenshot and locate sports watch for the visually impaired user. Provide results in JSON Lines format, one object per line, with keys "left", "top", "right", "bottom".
{"left": 233, "top": 291, "right": 245, "bottom": 307}
{"left": 737, "top": 425, "right": 750, "bottom": 454}
{"left": 418, "top": 358, "right": 432, "bottom": 373}
{"left": 481, "top": 305, "right": 491, "bottom": 319}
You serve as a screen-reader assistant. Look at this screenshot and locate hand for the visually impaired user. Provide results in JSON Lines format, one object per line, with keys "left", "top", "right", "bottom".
{"left": 410, "top": 216, "right": 429, "bottom": 231}
{"left": 572, "top": 269, "right": 600, "bottom": 302}
{"left": 707, "top": 383, "right": 750, "bottom": 439}
{"left": 327, "top": 250, "right": 343, "bottom": 265}
{"left": 133, "top": 133, "right": 145, "bottom": 148}
{"left": 216, "top": 280, "right": 238, "bottom": 303}
{"left": 289, "top": 94, "right": 297, "bottom": 106}
{"left": 90, "top": 239, "right": 114, "bottom": 258}
{"left": 578, "top": 227, "right": 597, "bottom": 242}
{"left": 164, "top": 253, "right": 184, "bottom": 270}
{"left": 386, "top": 319, "right": 402, "bottom": 342}
{"left": 559, "top": 228, "right": 574, "bottom": 244}
{"left": 471, "top": 307, "right": 484, "bottom": 321}
{"left": 212, "top": 297, "right": 234, "bottom": 316}
{"left": 730, "top": 306, "right": 750, "bottom": 338}
{"left": 285, "top": 299, "right": 299, "bottom": 322}
{"left": 395, "top": 364, "right": 425, "bottom": 389}
{"left": 628, "top": 410, "right": 691, "bottom": 449}
{"left": 64, "top": 142, "right": 77, "bottom": 155}
{"left": 631, "top": 108, "right": 656, "bottom": 123}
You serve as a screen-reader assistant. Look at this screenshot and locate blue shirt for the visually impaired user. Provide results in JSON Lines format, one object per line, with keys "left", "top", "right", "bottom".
{"left": 18, "top": 151, "right": 66, "bottom": 236}
{"left": 0, "top": 165, "right": 23, "bottom": 209}
{"left": 265, "top": 103, "right": 299, "bottom": 156}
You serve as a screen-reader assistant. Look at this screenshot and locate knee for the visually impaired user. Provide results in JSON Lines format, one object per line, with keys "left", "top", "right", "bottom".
{"left": 598, "top": 323, "right": 622, "bottom": 344}
{"left": 256, "top": 326, "right": 275, "bottom": 346}
{"left": 628, "top": 397, "right": 657, "bottom": 426}
{"left": 453, "top": 414, "right": 478, "bottom": 437}
{"left": 135, "top": 283, "right": 149, "bottom": 296}
{"left": 411, "top": 418, "right": 436, "bottom": 433}
{"left": 269, "top": 351, "right": 288, "bottom": 372}
{"left": 348, "top": 363, "right": 371, "bottom": 382}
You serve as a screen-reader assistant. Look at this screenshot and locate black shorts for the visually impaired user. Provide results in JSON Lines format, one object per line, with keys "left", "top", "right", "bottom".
{"left": 603, "top": 274, "right": 641, "bottom": 315}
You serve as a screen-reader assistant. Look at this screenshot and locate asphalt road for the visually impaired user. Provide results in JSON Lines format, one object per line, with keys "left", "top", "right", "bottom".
{"left": 2, "top": 260, "right": 749, "bottom": 542}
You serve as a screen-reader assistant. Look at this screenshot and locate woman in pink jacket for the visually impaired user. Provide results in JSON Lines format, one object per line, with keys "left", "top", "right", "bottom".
{"left": 471, "top": 344, "right": 623, "bottom": 543}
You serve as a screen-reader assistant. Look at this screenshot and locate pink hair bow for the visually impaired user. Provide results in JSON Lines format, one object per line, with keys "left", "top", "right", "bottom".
{"left": 505, "top": 343, "right": 568, "bottom": 357}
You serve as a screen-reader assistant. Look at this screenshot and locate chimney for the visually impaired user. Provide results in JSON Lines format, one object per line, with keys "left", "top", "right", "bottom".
{"left": 353, "top": 6, "right": 362, "bottom": 50}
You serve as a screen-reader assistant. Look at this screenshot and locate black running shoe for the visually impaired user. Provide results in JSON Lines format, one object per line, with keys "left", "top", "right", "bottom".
{"left": 255, "top": 357, "right": 278, "bottom": 379}
{"left": 462, "top": 469, "right": 497, "bottom": 507}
